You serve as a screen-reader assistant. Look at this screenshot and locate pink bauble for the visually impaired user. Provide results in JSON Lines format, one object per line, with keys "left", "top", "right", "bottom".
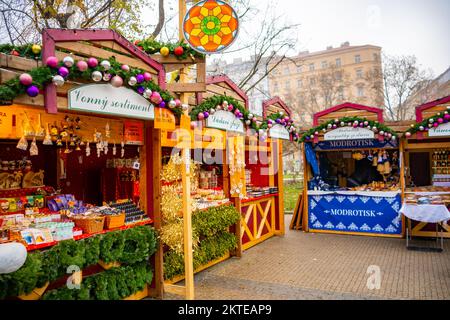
{"left": 433, "top": 122, "right": 439, "bottom": 127}
{"left": 437, "top": 118, "right": 444, "bottom": 123}
{"left": 174, "top": 99, "right": 181, "bottom": 107}
{"left": 143, "top": 72, "right": 152, "bottom": 81}
{"left": 252, "top": 118, "right": 257, "bottom": 122}
{"left": 191, "top": 121, "right": 198, "bottom": 129}
{"left": 268, "top": 123, "right": 273, "bottom": 128}
{"left": 444, "top": 114, "right": 450, "bottom": 120}
{"left": 110, "top": 76, "right": 123, "bottom": 87}
{"left": 150, "top": 92, "right": 161, "bottom": 104}
{"left": 353, "top": 123, "right": 358, "bottom": 128}
{"left": 405, "top": 132, "right": 412, "bottom": 137}
{"left": 46, "top": 56, "right": 58, "bottom": 68}
{"left": 198, "top": 112, "right": 205, "bottom": 120}
{"left": 76, "top": 60, "right": 88, "bottom": 72}
{"left": 87, "top": 57, "right": 98, "bottom": 68}
{"left": 19, "top": 73, "right": 33, "bottom": 86}
{"left": 227, "top": 105, "right": 233, "bottom": 111}
{"left": 121, "top": 64, "right": 130, "bottom": 72}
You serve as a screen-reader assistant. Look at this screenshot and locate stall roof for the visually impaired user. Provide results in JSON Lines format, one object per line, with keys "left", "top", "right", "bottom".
{"left": 313, "top": 102, "right": 383, "bottom": 126}
{"left": 195, "top": 74, "right": 248, "bottom": 109}
{"left": 262, "top": 96, "right": 292, "bottom": 119}
{"left": 42, "top": 28, "right": 165, "bottom": 113}
{"left": 415, "top": 95, "right": 450, "bottom": 122}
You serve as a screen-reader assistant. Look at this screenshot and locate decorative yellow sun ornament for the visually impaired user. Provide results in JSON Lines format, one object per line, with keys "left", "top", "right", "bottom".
{"left": 183, "top": 0, "right": 239, "bottom": 54}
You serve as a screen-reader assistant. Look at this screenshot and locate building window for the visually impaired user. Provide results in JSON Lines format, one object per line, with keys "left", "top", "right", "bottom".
{"left": 284, "top": 67, "right": 290, "bottom": 75}
{"left": 356, "top": 68, "right": 363, "bottom": 79}
{"left": 355, "top": 55, "right": 361, "bottom": 63}
{"left": 335, "top": 71, "right": 342, "bottom": 81}
{"left": 373, "top": 53, "right": 379, "bottom": 61}
{"left": 357, "top": 85, "right": 364, "bottom": 97}
{"left": 309, "top": 63, "right": 315, "bottom": 71}
{"left": 309, "top": 77, "right": 316, "bottom": 85}
{"left": 321, "top": 61, "right": 328, "bottom": 69}
{"left": 285, "top": 81, "right": 290, "bottom": 89}
{"left": 297, "top": 79, "right": 302, "bottom": 88}
{"left": 297, "top": 65, "right": 302, "bottom": 73}
{"left": 338, "top": 87, "right": 344, "bottom": 100}
{"left": 336, "top": 58, "right": 341, "bottom": 67}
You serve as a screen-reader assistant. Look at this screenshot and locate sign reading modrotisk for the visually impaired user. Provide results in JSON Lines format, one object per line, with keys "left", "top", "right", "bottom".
{"left": 324, "top": 127, "right": 374, "bottom": 141}
{"left": 68, "top": 84, "right": 155, "bottom": 120}
{"left": 206, "top": 110, "right": 244, "bottom": 133}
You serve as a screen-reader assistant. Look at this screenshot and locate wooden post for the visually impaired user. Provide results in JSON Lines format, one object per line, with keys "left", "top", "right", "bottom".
{"left": 399, "top": 137, "right": 406, "bottom": 238}
{"left": 233, "top": 198, "right": 243, "bottom": 257}
{"left": 276, "top": 139, "right": 285, "bottom": 235}
{"left": 302, "top": 143, "right": 309, "bottom": 232}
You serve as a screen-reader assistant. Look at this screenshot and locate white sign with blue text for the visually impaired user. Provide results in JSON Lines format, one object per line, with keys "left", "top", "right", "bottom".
{"left": 324, "top": 127, "right": 374, "bottom": 141}
{"left": 428, "top": 122, "right": 450, "bottom": 137}
{"left": 269, "top": 124, "right": 290, "bottom": 140}
{"left": 68, "top": 84, "right": 155, "bottom": 119}
{"left": 206, "top": 110, "right": 244, "bottom": 133}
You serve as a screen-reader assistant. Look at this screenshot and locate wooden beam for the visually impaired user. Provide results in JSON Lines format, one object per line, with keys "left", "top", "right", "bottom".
{"left": 167, "top": 82, "right": 206, "bottom": 93}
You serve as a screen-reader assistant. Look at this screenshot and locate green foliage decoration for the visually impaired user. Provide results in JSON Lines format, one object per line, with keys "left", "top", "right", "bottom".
{"left": 192, "top": 204, "right": 241, "bottom": 238}
{"left": 136, "top": 39, "right": 204, "bottom": 61}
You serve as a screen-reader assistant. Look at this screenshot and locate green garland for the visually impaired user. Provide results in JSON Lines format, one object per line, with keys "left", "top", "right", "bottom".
{"left": 189, "top": 95, "right": 259, "bottom": 131}
{"left": 0, "top": 44, "right": 41, "bottom": 60}
{"left": 259, "top": 111, "right": 299, "bottom": 141}
{"left": 136, "top": 39, "right": 204, "bottom": 61}
{"left": 299, "top": 116, "right": 398, "bottom": 142}
{"left": 405, "top": 109, "right": 450, "bottom": 136}
{"left": 0, "top": 55, "right": 183, "bottom": 117}
{"left": 192, "top": 204, "right": 240, "bottom": 238}
{"left": 164, "top": 231, "right": 237, "bottom": 280}
{"left": 42, "top": 262, "right": 153, "bottom": 300}
{"left": 0, "top": 225, "right": 157, "bottom": 299}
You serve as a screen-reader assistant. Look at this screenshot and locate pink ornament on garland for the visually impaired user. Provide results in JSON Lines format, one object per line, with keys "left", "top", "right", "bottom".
{"left": 191, "top": 121, "right": 198, "bottom": 129}
{"left": 143, "top": 72, "right": 152, "bottom": 81}
{"left": 198, "top": 112, "right": 205, "bottom": 120}
{"left": 121, "top": 64, "right": 130, "bottom": 72}
{"left": 174, "top": 99, "right": 181, "bottom": 107}
{"left": 150, "top": 91, "right": 161, "bottom": 104}
{"left": 110, "top": 76, "right": 123, "bottom": 87}
{"left": 405, "top": 132, "right": 412, "bottom": 137}
{"left": 46, "top": 56, "right": 58, "bottom": 68}
{"left": 437, "top": 118, "right": 444, "bottom": 124}
{"left": 228, "top": 104, "right": 234, "bottom": 111}
{"left": 19, "top": 73, "right": 33, "bottom": 86}
{"left": 76, "top": 60, "right": 88, "bottom": 71}
{"left": 87, "top": 57, "right": 98, "bottom": 68}
{"left": 433, "top": 122, "right": 439, "bottom": 127}
{"left": 444, "top": 114, "right": 450, "bottom": 121}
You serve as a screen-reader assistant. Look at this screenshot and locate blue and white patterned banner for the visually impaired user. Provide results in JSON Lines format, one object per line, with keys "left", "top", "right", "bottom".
{"left": 308, "top": 193, "right": 402, "bottom": 235}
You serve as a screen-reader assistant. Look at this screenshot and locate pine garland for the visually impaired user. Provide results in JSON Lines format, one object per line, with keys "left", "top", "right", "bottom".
{"left": 136, "top": 39, "right": 204, "bottom": 61}
{"left": 405, "top": 109, "right": 450, "bottom": 136}
{"left": 0, "top": 55, "right": 183, "bottom": 117}
{"left": 299, "top": 116, "right": 398, "bottom": 142}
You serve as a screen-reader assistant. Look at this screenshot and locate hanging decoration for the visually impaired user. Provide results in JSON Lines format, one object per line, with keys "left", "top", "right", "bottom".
{"left": 182, "top": 0, "right": 239, "bottom": 54}
{"left": 29, "top": 137, "right": 38, "bottom": 156}
{"left": 404, "top": 107, "right": 450, "bottom": 137}
{"left": 0, "top": 55, "right": 182, "bottom": 117}
{"left": 259, "top": 111, "right": 299, "bottom": 142}
{"left": 299, "top": 117, "right": 398, "bottom": 142}
{"left": 135, "top": 39, "right": 203, "bottom": 61}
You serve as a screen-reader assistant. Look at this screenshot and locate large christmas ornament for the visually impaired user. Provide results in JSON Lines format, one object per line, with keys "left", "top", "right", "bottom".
{"left": 58, "top": 66, "right": 69, "bottom": 77}
{"left": 19, "top": 73, "right": 33, "bottom": 86}
{"left": 91, "top": 71, "right": 102, "bottom": 82}
{"left": 0, "top": 242, "right": 27, "bottom": 274}
{"left": 168, "top": 100, "right": 177, "bottom": 108}
{"left": 76, "top": 60, "right": 88, "bottom": 71}
{"left": 100, "top": 60, "right": 111, "bottom": 70}
{"left": 183, "top": 0, "right": 239, "bottom": 54}
{"left": 160, "top": 46, "right": 170, "bottom": 56}
{"left": 63, "top": 56, "right": 74, "bottom": 67}
{"left": 121, "top": 64, "right": 130, "bottom": 72}
{"left": 52, "top": 75, "right": 65, "bottom": 86}
{"left": 143, "top": 72, "right": 152, "bottom": 81}
{"left": 87, "top": 57, "right": 98, "bottom": 68}
{"left": 136, "top": 74, "right": 145, "bottom": 83}
{"left": 174, "top": 46, "right": 184, "bottom": 56}
{"left": 46, "top": 56, "right": 59, "bottom": 68}
{"left": 128, "top": 76, "right": 137, "bottom": 86}
{"left": 111, "top": 76, "right": 123, "bottom": 87}
{"left": 26, "top": 85, "right": 39, "bottom": 97}
{"left": 31, "top": 44, "right": 41, "bottom": 54}
{"left": 143, "top": 88, "right": 152, "bottom": 99}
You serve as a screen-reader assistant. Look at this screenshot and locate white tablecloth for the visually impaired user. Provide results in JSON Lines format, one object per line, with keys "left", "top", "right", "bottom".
{"left": 308, "top": 190, "right": 401, "bottom": 197}
{"left": 400, "top": 204, "right": 450, "bottom": 223}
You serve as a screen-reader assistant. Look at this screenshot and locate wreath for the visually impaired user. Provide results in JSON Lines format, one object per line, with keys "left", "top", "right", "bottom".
{"left": 99, "top": 230, "right": 125, "bottom": 263}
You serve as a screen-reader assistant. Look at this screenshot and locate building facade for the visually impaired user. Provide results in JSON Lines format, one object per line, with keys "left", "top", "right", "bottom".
{"left": 268, "top": 42, "right": 384, "bottom": 124}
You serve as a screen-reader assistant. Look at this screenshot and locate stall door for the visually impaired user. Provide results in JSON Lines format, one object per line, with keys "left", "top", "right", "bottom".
{"left": 409, "top": 152, "right": 430, "bottom": 186}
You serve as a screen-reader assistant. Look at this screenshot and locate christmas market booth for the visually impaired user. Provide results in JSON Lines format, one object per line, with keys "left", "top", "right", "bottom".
{"left": 159, "top": 75, "right": 246, "bottom": 283}
{"left": 0, "top": 29, "right": 190, "bottom": 299}
{"left": 402, "top": 95, "right": 450, "bottom": 240}
{"left": 236, "top": 96, "right": 295, "bottom": 251}
{"left": 299, "top": 103, "right": 404, "bottom": 237}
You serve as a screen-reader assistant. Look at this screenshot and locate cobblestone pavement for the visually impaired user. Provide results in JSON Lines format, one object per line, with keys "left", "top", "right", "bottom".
{"left": 165, "top": 216, "right": 450, "bottom": 300}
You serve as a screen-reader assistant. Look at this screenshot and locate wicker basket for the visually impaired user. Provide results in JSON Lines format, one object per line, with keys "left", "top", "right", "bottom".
{"left": 104, "top": 213, "right": 125, "bottom": 229}
{"left": 72, "top": 216, "right": 105, "bottom": 234}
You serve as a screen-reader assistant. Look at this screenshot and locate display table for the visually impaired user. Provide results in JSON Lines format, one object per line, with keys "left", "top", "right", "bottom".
{"left": 307, "top": 190, "right": 402, "bottom": 236}
{"left": 400, "top": 203, "right": 450, "bottom": 252}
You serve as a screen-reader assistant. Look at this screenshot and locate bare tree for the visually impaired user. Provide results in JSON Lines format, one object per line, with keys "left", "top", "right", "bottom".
{"left": 0, "top": 0, "right": 156, "bottom": 44}
{"left": 366, "top": 53, "right": 433, "bottom": 121}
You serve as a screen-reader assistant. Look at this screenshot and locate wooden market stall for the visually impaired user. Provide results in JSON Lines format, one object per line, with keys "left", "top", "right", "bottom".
{"left": 0, "top": 28, "right": 187, "bottom": 300}
{"left": 237, "top": 96, "right": 293, "bottom": 251}
{"left": 159, "top": 74, "right": 245, "bottom": 284}
{"left": 402, "top": 95, "right": 450, "bottom": 238}
{"left": 299, "top": 102, "right": 405, "bottom": 238}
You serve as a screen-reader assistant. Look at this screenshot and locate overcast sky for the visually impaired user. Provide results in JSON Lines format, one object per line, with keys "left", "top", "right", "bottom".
{"left": 270, "top": 0, "right": 449, "bottom": 76}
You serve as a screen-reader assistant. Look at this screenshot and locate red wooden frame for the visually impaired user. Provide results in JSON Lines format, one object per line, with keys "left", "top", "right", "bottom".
{"left": 262, "top": 96, "right": 292, "bottom": 119}
{"left": 415, "top": 95, "right": 450, "bottom": 122}
{"left": 196, "top": 74, "right": 249, "bottom": 109}
{"left": 313, "top": 102, "right": 383, "bottom": 126}
{"left": 42, "top": 28, "right": 166, "bottom": 114}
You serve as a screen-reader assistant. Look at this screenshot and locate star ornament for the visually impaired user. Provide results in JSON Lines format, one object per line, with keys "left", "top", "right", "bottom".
{"left": 183, "top": 0, "right": 239, "bottom": 54}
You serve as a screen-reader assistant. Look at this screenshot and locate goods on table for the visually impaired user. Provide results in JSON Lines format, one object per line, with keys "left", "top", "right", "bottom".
{"left": 350, "top": 181, "right": 399, "bottom": 191}
{"left": 109, "top": 199, "right": 146, "bottom": 224}
{"left": 246, "top": 186, "right": 278, "bottom": 198}
{"left": 192, "top": 189, "right": 229, "bottom": 210}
